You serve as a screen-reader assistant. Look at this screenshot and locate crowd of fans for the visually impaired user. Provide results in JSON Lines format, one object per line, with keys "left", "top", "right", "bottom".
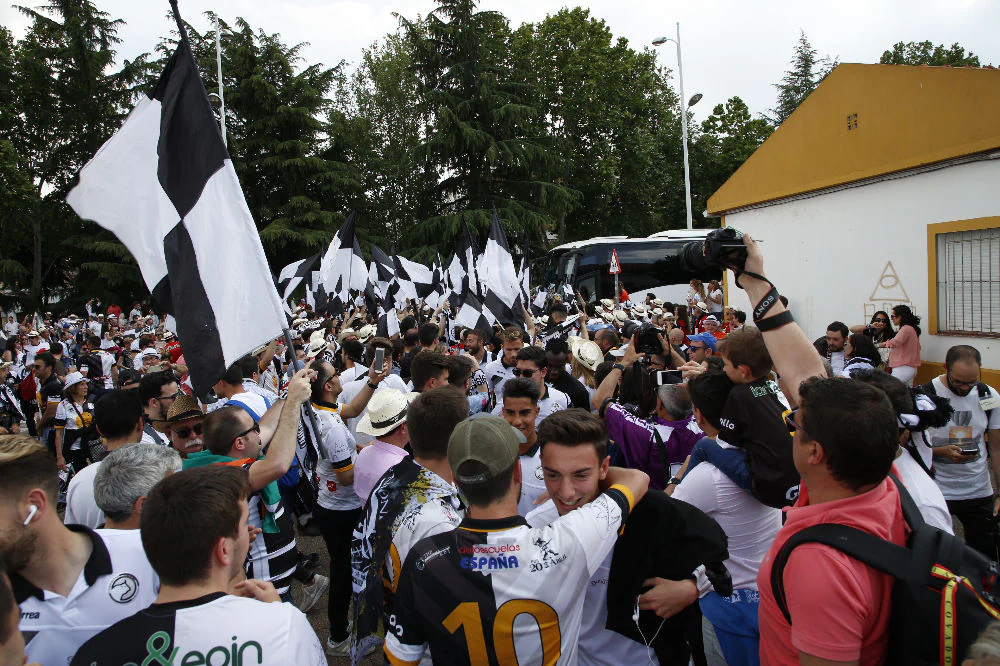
{"left": 2, "top": 237, "right": 1000, "bottom": 666}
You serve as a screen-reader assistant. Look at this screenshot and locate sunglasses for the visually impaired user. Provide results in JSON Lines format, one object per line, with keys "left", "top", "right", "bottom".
{"left": 171, "top": 423, "right": 203, "bottom": 438}
{"left": 234, "top": 422, "right": 260, "bottom": 440}
{"left": 784, "top": 408, "right": 806, "bottom": 436}
{"left": 873, "top": 318, "right": 888, "bottom": 323}
{"left": 688, "top": 344, "right": 707, "bottom": 351}
{"left": 512, "top": 368, "right": 539, "bottom": 378}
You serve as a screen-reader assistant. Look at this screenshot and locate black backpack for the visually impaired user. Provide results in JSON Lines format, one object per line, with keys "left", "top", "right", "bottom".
{"left": 771, "top": 474, "right": 1000, "bottom": 665}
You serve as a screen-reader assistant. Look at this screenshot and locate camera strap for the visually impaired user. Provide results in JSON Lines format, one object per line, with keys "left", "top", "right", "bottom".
{"left": 756, "top": 310, "right": 795, "bottom": 332}
{"left": 753, "top": 287, "right": 781, "bottom": 323}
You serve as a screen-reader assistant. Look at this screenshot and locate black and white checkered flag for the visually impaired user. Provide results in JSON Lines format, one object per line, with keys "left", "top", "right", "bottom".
{"left": 277, "top": 253, "right": 320, "bottom": 315}
{"left": 66, "top": 39, "right": 286, "bottom": 397}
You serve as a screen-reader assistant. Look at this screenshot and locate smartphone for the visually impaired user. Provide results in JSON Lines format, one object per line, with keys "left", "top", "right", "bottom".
{"left": 373, "top": 347, "right": 386, "bottom": 371}
{"left": 655, "top": 370, "right": 683, "bottom": 386}
{"left": 960, "top": 446, "right": 980, "bottom": 456}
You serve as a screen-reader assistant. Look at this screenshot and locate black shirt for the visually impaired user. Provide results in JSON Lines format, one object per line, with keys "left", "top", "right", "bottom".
{"left": 550, "top": 372, "right": 592, "bottom": 410}
{"left": 717, "top": 377, "right": 799, "bottom": 508}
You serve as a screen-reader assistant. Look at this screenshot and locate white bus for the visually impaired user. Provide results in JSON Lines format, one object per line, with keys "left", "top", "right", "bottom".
{"left": 533, "top": 229, "right": 722, "bottom": 305}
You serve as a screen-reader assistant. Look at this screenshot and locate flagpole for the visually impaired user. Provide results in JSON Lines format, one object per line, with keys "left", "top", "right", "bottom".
{"left": 169, "top": 0, "right": 189, "bottom": 43}
{"left": 215, "top": 15, "right": 227, "bottom": 146}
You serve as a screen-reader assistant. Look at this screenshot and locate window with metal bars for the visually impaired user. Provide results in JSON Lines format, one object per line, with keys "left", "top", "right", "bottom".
{"left": 936, "top": 226, "right": 1000, "bottom": 337}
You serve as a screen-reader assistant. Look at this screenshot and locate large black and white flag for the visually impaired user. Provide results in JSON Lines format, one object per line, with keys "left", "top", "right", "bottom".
{"left": 277, "top": 253, "right": 320, "bottom": 315}
{"left": 66, "top": 40, "right": 285, "bottom": 397}
{"left": 320, "top": 211, "right": 368, "bottom": 295}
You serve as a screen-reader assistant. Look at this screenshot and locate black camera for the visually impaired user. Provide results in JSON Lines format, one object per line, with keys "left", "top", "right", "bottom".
{"left": 679, "top": 227, "right": 749, "bottom": 274}
{"left": 636, "top": 322, "right": 664, "bottom": 356}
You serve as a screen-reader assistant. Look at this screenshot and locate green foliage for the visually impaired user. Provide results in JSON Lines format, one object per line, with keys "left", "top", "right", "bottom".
{"left": 770, "top": 30, "right": 836, "bottom": 125}
{"left": 398, "top": 0, "right": 579, "bottom": 259}
{"left": 879, "top": 41, "right": 984, "bottom": 67}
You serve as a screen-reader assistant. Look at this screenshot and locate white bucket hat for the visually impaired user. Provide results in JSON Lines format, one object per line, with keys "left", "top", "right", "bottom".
{"left": 64, "top": 371, "right": 87, "bottom": 390}
{"left": 357, "top": 389, "right": 409, "bottom": 437}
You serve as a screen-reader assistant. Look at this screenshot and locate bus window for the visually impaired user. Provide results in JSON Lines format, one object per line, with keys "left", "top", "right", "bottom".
{"left": 577, "top": 275, "right": 597, "bottom": 303}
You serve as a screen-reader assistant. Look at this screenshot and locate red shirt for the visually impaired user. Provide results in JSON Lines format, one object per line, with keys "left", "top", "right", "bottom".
{"left": 757, "top": 473, "right": 907, "bottom": 665}
{"left": 106, "top": 304, "right": 122, "bottom": 318}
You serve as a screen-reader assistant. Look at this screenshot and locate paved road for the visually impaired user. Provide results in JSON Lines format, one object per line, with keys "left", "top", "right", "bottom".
{"left": 292, "top": 532, "right": 382, "bottom": 666}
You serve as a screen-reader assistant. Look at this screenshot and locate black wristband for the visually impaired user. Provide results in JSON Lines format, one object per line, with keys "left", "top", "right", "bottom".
{"left": 753, "top": 287, "right": 781, "bottom": 323}
{"left": 367, "top": 381, "right": 378, "bottom": 390}
{"left": 756, "top": 310, "right": 795, "bottom": 332}
{"left": 612, "top": 363, "right": 625, "bottom": 372}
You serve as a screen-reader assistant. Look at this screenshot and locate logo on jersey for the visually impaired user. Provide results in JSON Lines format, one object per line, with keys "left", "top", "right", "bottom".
{"left": 529, "top": 537, "right": 566, "bottom": 572}
{"left": 460, "top": 555, "right": 520, "bottom": 571}
{"left": 20, "top": 611, "right": 40, "bottom": 620}
{"left": 458, "top": 544, "right": 520, "bottom": 555}
{"left": 415, "top": 546, "right": 451, "bottom": 571}
{"left": 108, "top": 573, "right": 139, "bottom": 603}
{"left": 534, "top": 466, "right": 544, "bottom": 480}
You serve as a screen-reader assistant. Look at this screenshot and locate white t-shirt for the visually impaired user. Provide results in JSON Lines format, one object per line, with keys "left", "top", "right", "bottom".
{"left": 526, "top": 499, "right": 656, "bottom": 666}
{"left": 338, "top": 373, "right": 409, "bottom": 447}
{"left": 829, "top": 350, "right": 846, "bottom": 376}
{"left": 24, "top": 342, "right": 47, "bottom": 364}
{"left": 925, "top": 377, "right": 1000, "bottom": 501}
{"left": 708, "top": 288, "right": 723, "bottom": 313}
{"left": 671, "top": 445, "right": 781, "bottom": 590}
{"left": 482, "top": 358, "right": 516, "bottom": 400}
{"left": 340, "top": 364, "right": 367, "bottom": 384}
{"left": 64, "top": 460, "right": 106, "bottom": 528}
{"left": 223, "top": 390, "right": 272, "bottom": 423}
{"left": 893, "top": 453, "right": 953, "bottom": 533}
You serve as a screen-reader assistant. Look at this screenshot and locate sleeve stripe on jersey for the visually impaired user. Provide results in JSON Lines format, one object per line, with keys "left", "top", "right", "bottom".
{"left": 384, "top": 639, "right": 422, "bottom": 666}
{"left": 333, "top": 460, "right": 354, "bottom": 474}
{"left": 608, "top": 483, "right": 636, "bottom": 512}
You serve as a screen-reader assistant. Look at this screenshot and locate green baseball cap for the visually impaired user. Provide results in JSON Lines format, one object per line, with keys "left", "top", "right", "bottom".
{"left": 448, "top": 416, "right": 521, "bottom": 486}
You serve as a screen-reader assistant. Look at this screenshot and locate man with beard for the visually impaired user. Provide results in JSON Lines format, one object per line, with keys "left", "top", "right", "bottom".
{"left": 0, "top": 435, "right": 158, "bottom": 665}
{"left": 812, "top": 321, "right": 849, "bottom": 376}
{"left": 64, "top": 390, "right": 144, "bottom": 528}
{"left": 462, "top": 328, "right": 494, "bottom": 366}
{"left": 157, "top": 394, "right": 206, "bottom": 459}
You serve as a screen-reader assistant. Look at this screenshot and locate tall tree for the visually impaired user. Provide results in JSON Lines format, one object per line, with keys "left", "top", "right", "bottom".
{"left": 398, "top": 0, "right": 578, "bottom": 259}
{"left": 3, "top": 1, "right": 151, "bottom": 311}
{"left": 511, "top": 7, "right": 684, "bottom": 241}
{"left": 771, "top": 31, "right": 836, "bottom": 125}
{"left": 880, "top": 41, "right": 984, "bottom": 67}
{"left": 692, "top": 96, "right": 774, "bottom": 217}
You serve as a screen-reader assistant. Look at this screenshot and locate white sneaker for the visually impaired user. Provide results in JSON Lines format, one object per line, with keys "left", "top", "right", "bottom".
{"left": 295, "top": 574, "right": 328, "bottom": 613}
{"left": 326, "top": 636, "right": 382, "bottom": 657}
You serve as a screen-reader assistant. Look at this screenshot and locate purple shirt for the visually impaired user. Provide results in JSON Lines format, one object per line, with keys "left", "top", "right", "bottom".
{"left": 354, "top": 440, "right": 408, "bottom": 503}
{"left": 605, "top": 402, "right": 702, "bottom": 490}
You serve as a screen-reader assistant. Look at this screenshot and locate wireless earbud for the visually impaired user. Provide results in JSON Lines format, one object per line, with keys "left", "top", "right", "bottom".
{"left": 23, "top": 504, "right": 38, "bottom": 526}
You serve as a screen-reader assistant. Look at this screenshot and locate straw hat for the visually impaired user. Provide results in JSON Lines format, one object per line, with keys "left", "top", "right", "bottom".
{"left": 574, "top": 341, "right": 603, "bottom": 372}
{"left": 306, "top": 337, "right": 328, "bottom": 360}
{"left": 154, "top": 394, "right": 204, "bottom": 432}
{"left": 613, "top": 310, "right": 628, "bottom": 323}
{"left": 357, "top": 389, "right": 409, "bottom": 437}
{"left": 356, "top": 325, "right": 375, "bottom": 343}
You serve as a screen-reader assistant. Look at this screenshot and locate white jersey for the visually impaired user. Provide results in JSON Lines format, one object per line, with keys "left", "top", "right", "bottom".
{"left": 893, "top": 453, "right": 953, "bottom": 533}
{"left": 526, "top": 499, "right": 656, "bottom": 666}
{"left": 310, "top": 402, "right": 363, "bottom": 511}
{"left": 386, "top": 485, "right": 633, "bottom": 666}
{"left": 17, "top": 526, "right": 159, "bottom": 666}
{"left": 517, "top": 444, "right": 547, "bottom": 517}
{"left": 482, "top": 358, "right": 516, "bottom": 400}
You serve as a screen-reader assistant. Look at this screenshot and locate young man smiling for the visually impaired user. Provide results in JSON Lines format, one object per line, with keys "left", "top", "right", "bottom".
{"left": 498, "top": 378, "right": 547, "bottom": 516}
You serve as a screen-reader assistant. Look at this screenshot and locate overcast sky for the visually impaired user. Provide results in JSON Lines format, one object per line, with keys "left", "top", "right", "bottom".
{"left": 4, "top": 0, "right": 999, "bottom": 121}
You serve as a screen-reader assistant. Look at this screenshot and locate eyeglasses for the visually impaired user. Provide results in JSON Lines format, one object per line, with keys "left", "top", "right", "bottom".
{"left": 234, "top": 422, "right": 260, "bottom": 440}
{"left": 512, "top": 368, "right": 538, "bottom": 378}
{"left": 947, "top": 375, "right": 978, "bottom": 390}
{"left": 171, "top": 423, "right": 203, "bottom": 438}
{"left": 784, "top": 408, "right": 806, "bottom": 436}
{"left": 154, "top": 392, "right": 181, "bottom": 402}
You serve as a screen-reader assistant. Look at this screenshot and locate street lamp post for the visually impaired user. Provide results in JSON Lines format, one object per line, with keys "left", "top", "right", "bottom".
{"left": 653, "top": 23, "right": 698, "bottom": 230}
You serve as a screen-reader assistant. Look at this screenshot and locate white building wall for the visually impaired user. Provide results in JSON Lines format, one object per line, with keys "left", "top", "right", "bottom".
{"left": 722, "top": 158, "right": 1000, "bottom": 371}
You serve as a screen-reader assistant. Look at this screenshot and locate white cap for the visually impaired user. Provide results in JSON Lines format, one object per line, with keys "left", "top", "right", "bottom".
{"left": 64, "top": 371, "right": 86, "bottom": 390}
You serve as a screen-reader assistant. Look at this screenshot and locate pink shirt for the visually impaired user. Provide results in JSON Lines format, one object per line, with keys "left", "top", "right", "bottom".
{"left": 757, "top": 474, "right": 907, "bottom": 665}
{"left": 353, "top": 440, "right": 408, "bottom": 503}
{"left": 882, "top": 324, "right": 921, "bottom": 368}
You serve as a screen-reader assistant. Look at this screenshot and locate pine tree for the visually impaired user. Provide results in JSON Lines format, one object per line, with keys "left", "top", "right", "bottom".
{"left": 770, "top": 31, "right": 836, "bottom": 125}
{"left": 398, "top": 0, "right": 577, "bottom": 260}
